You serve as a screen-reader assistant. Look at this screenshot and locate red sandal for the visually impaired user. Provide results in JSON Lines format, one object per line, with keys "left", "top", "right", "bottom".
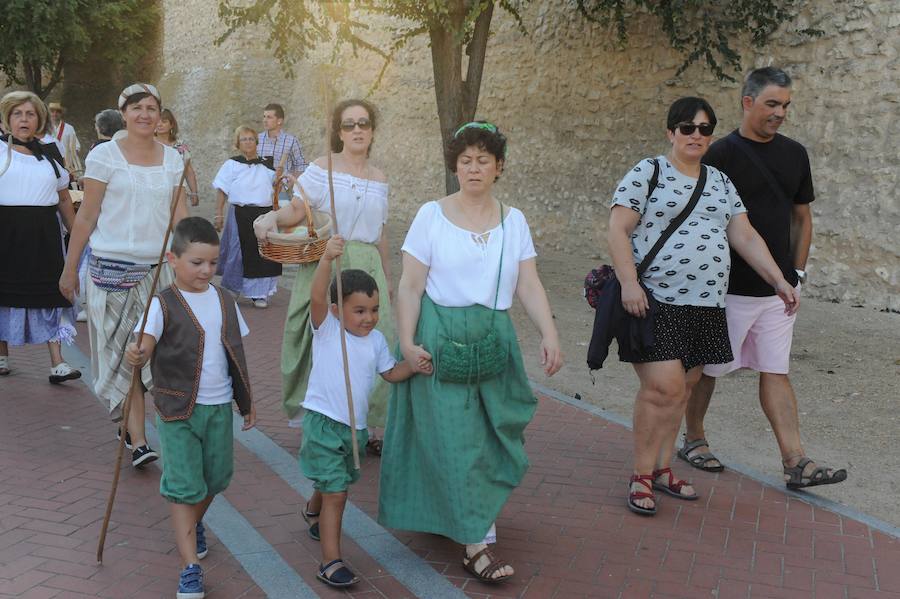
{"left": 627, "top": 474, "right": 657, "bottom": 516}
{"left": 652, "top": 467, "right": 699, "bottom": 500}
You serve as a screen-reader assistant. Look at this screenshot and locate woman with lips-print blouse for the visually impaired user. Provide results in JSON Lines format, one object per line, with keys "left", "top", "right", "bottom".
{"left": 607, "top": 96, "right": 799, "bottom": 517}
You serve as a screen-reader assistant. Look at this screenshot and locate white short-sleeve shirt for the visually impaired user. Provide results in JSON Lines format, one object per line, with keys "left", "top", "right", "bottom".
{"left": 0, "top": 140, "right": 69, "bottom": 206}
{"left": 212, "top": 159, "right": 275, "bottom": 207}
{"left": 302, "top": 312, "right": 396, "bottom": 430}
{"left": 293, "top": 163, "right": 388, "bottom": 243}
{"left": 84, "top": 141, "right": 184, "bottom": 264}
{"left": 137, "top": 286, "right": 250, "bottom": 406}
{"left": 401, "top": 201, "right": 537, "bottom": 309}
{"left": 611, "top": 156, "right": 746, "bottom": 307}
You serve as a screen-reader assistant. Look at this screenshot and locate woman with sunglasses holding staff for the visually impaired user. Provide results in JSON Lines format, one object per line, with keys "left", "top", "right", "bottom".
{"left": 254, "top": 99, "right": 395, "bottom": 449}
{"left": 606, "top": 97, "right": 798, "bottom": 516}
{"left": 378, "top": 121, "right": 563, "bottom": 584}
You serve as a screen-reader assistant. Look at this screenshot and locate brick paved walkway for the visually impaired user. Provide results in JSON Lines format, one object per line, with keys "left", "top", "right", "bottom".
{"left": 1, "top": 290, "right": 898, "bottom": 598}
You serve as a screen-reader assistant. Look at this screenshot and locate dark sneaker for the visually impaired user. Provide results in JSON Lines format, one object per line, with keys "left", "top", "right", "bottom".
{"left": 196, "top": 521, "right": 208, "bottom": 559}
{"left": 131, "top": 445, "right": 158, "bottom": 468}
{"left": 177, "top": 563, "right": 204, "bottom": 599}
{"left": 116, "top": 428, "right": 133, "bottom": 450}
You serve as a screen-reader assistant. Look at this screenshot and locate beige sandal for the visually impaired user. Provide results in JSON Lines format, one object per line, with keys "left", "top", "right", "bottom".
{"left": 463, "top": 547, "right": 513, "bottom": 584}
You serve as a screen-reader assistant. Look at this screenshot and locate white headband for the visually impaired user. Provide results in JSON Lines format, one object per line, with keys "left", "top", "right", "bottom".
{"left": 118, "top": 83, "right": 161, "bottom": 110}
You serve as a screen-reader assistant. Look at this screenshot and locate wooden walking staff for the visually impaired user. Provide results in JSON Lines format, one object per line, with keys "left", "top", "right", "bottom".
{"left": 322, "top": 85, "right": 361, "bottom": 469}
{"left": 96, "top": 162, "right": 191, "bottom": 563}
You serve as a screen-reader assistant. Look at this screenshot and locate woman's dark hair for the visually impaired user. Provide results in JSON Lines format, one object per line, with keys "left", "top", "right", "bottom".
{"left": 666, "top": 97, "right": 717, "bottom": 131}
{"left": 159, "top": 108, "right": 179, "bottom": 141}
{"left": 121, "top": 92, "right": 161, "bottom": 111}
{"left": 330, "top": 269, "right": 378, "bottom": 304}
{"left": 444, "top": 121, "right": 507, "bottom": 175}
{"left": 171, "top": 217, "right": 219, "bottom": 256}
{"left": 330, "top": 99, "right": 377, "bottom": 155}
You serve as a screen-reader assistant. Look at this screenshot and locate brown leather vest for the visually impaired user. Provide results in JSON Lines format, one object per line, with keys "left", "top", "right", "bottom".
{"left": 150, "top": 284, "right": 252, "bottom": 422}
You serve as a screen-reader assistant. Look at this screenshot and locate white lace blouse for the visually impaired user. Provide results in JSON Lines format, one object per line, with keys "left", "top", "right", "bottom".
{"left": 84, "top": 141, "right": 184, "bottom": 264}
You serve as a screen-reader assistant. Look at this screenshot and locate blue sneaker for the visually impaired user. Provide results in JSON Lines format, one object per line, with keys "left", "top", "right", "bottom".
{"left": 195, "top": 521, "right": 208, "bottom": 559}
{"left": 177, "top": 563, "right": 204, "bottom": 599}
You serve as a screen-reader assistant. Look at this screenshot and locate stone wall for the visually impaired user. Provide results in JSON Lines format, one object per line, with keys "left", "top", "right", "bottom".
{"left": 151, "top": 0, "right": 898, "bottom": 309}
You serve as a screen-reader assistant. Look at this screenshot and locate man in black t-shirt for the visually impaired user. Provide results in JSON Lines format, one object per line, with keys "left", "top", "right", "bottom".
{"left": 680, "top": 67, "right": 847, "bottom": 490}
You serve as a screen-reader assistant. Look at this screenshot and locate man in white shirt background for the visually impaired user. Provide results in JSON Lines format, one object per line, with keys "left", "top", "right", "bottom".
{"left": 47, "top": 102, "right": 81, "bottom": 163}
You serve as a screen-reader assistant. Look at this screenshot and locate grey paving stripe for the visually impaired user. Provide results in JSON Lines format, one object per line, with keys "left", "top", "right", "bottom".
{"left": 63, "top": 344, "right": 319, "bottom": 599}
{"left": 530, "top": 379, "right": 900, "bottom": 540}
{"left": 234, "top": 423, "right": 467, "bottom": 599}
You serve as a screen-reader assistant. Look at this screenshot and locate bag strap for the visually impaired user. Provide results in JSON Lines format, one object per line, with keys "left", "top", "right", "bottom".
{"left": 491, "top": 202, "right": 505, "bottom": 312}
{"left": 636, "top": 163, "right": 708, "bottom": 275}
{"left": 726, "top": 131, "right": 790, "bottom": 205}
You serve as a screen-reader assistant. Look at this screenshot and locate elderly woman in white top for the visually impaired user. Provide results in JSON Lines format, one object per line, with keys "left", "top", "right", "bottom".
{"left": 0, "top": 91, "right": 80, "bottom": 382}
{"left": 254, "top": 99, "right": 394, "bottom": 449}
{"left": 60, "top": 83, "right": 186, "bottom": 469}
{"left": 214, "top": 125, "right": 281, "bottom": 308}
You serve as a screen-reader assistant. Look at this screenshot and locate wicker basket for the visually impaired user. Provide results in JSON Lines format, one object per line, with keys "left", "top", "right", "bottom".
{"left": 257, "top": 198, "right": 331, "bottom": 264}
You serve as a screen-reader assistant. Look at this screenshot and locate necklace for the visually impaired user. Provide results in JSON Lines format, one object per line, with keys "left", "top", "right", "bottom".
{"left": 345, "top": 164, "right": 370, "bottom": 238}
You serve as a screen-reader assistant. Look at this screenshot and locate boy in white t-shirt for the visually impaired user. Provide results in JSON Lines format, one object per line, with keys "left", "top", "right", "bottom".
{"left": 125, "top": 217, "right": 256, "bottom": 599}
{"left": 301, "top": 235, "right": 431, "bottom": 588}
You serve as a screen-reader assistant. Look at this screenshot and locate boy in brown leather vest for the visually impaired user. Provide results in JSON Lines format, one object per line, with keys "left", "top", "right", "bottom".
{"left": 126, "top": 217, "right": 255, "bottom": 599}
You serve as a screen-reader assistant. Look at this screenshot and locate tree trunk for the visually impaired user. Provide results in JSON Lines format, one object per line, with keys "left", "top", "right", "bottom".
{"left": 428, "top": 0, "right": 495, "bottom": 194}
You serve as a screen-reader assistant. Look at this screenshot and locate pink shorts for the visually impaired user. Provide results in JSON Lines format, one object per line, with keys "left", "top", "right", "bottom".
{"left": 703, "top": 289, "right": 798, "bottom": 377}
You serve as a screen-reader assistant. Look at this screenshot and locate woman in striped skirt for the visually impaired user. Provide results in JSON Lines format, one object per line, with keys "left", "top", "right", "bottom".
{"left": 60, "top": 83, "right": 186, "bottom": 469}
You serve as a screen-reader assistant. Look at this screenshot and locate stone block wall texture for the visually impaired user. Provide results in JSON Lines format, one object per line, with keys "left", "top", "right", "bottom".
{"left": 154, "top": 0, "right": 897, "bottom": 309}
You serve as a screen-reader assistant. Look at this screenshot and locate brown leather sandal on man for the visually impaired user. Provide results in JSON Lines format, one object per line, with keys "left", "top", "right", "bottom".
{"left": 463, "top": 546, "right": 513, "bottom": 584}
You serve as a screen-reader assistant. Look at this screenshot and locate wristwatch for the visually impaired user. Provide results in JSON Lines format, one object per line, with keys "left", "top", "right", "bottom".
{"left": 795, "top": 269, "right": 807, "bottom": 284}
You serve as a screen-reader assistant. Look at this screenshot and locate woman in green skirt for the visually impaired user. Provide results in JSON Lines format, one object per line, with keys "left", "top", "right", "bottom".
{"left": 254, "top": 99, "right": 395, "bottom": 451}
{"left": 379, "top": 122, "right": 563, "bottom": 583}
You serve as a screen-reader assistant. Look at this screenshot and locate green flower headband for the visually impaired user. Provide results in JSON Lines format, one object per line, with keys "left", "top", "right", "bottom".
{"left": 453, "top": 121, "right": 506, "bottom": 158}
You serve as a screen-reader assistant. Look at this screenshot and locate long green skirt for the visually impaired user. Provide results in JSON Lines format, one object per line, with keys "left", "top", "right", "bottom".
{"left": 378, "top": 295, "right": 537, "bottom": 544}
{"left": 281, "top": 241, "right": 396, "bottom": 426}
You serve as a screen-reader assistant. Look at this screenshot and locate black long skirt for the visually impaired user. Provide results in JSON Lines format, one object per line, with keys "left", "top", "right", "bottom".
{"left": 0, "top": 205, "right": 71, "bottom": 308}
{"left": 234, "top": 205, "right": 282, "bottom": 278}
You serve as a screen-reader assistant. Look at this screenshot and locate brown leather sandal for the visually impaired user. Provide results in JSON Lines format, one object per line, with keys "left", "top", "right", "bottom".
{"left": 366, "top": 438, "right": 383, "bottom": 457}
{"left": 463, "top": 546, "right": 513, "bottom": 584}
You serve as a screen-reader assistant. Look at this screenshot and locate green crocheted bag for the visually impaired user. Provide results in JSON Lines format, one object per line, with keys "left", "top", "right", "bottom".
{"left": 436, "top": 203, "right": 508, "bottom": 385}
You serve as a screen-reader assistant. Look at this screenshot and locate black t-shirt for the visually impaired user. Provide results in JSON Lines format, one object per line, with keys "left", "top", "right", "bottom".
{"left": 702, "top": 130, "right": 814, "bottom": 296}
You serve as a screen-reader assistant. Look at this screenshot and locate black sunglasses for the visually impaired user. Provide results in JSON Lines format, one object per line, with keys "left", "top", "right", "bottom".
{"left": 674, "top": 122, "right": 715, "bottom": 136}
{"left": 340, "top": 118, "right": 372, "bottom": 132}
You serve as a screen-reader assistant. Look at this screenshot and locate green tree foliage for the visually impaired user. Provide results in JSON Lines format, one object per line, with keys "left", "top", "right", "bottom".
{"left": 0, "top": 0, "right": 157, "bottom": 99}
{"left": 217, "top": 0, "right": 815, "bottom": 191}
{"left": 576, "top": 0, "right": 822, "bottom": 82}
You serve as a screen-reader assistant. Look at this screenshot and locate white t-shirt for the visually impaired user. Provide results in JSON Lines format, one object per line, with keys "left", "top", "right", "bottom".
{"left": 137, "top": 286, "right": 250, "bottom": 406}
{"left": 212, "top": 159, "right": 275, "bottom": 207}
{"left": 401, "top": 201, "right": 538, "bottom": 309}
{"left": 84, "top": 141, "right": 184, "bottom": 263}
{"left": 0, "top": 140, "right": 69, "bottom": 206}
{"left": 294, "top": 163, "right": 389, "bottom": 243}
{"left": 303, "top": 312, "right": 396, "bottom": 430}
{"left": 611, "top": 156, "right": 747, "bottom": 307}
